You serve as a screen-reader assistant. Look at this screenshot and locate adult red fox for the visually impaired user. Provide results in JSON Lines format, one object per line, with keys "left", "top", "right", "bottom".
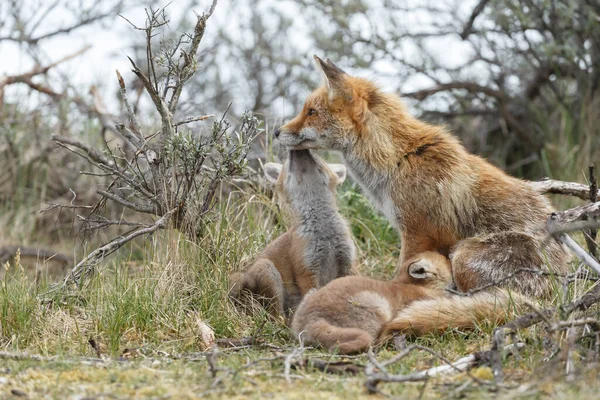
{"left": 291, "top": 251, "right": 452, "bottom": 354}
{"left": 229, "top": 149, "right": 357, "bottom": 317}
{"left": 275, "top": 56, "right": 568, "bottom": 335}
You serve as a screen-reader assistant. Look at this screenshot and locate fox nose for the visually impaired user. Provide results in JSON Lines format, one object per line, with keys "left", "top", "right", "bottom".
{"left": 274, "top": 128, "right": 281, "bottom": 138}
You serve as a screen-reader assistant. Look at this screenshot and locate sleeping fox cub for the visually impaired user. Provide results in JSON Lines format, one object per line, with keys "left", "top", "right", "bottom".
{"left": 229, "top": 149, "right": 357, "bottom": 317}
{"left": 291, "top": 251, "right": 452, "bottom": 354}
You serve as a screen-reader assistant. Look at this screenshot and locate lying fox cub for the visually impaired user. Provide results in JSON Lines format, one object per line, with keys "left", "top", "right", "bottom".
{"left": 229, "top": 149, "right": 357, "bottom": 317}
{"left": 291, "top": 251, "right": 451, "bottom": 354}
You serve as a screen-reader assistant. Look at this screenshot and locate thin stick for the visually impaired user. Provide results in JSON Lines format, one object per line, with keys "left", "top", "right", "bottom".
{"left": 558, "top": 234, "right": 600, "bottom": 276}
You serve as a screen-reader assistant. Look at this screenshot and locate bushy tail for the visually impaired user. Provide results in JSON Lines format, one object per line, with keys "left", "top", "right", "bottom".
{"left": 379, "top": 289, "right": 527, "bottom": 339}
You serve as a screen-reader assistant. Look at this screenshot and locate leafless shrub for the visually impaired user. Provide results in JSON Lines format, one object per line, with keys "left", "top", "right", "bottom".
{"left": 48, "top": 1, "right": 260, "bottom": 292}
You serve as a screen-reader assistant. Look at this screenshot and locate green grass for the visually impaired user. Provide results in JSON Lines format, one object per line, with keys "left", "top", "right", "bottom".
{"left": 1, "top": 117, "right": 600, "bottom": 398}
{"left": 1, "top": 179, "right": 599, "bottom": 398}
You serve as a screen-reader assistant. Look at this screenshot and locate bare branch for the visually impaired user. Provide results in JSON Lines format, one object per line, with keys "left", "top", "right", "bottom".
{"left": 529, "top": 179, "right": 600, "bottom": 201}
{"left": 168, "top": 0, "right": 218, "bottom": 114}
{"left": 460, "top": 0, "right": 492, "bottom": 39}
{"left": 116, "top": 69, "right": 143, "bottom": 139}
{"left": 45, "top": 207, "right": 178, "bottom": 293}
{"left": 96, "top": 189, "right": 155, "bottom": 214}
{"left": 51, "top": 134, "right": 114, "bottom": 167}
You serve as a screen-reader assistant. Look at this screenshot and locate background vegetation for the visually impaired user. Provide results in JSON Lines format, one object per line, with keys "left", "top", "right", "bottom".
{"left": 0, "top": 0, "right": 599, "bottom": 398}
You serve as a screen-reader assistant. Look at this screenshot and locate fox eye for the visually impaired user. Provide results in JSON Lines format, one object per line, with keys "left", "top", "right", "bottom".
{"left": 307, "top": 108, "right": 317, "bottom": 116}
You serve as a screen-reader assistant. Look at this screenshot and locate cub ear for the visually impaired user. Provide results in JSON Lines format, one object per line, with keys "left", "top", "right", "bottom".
{"left": 313, "top": 55, "right": 351, "bottom": 101}
{"left": 328, "top": 163, "right": 347, "bottom": 184}
{"left": 263, "top": 163, "right": 283, "bottom": 184}
{"left": 408, "top": 260, "right": 435, "bottom": 280}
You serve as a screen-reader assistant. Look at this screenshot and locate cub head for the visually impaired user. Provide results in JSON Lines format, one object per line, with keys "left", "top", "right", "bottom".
{"left": 263, "top": 149, "right": 346, "bottom": 205}
{"left": 398, "top": 251, "right": 452, "bottom": 290}
{"left": 274, "top": 55, "right": 384, "bottom": 151}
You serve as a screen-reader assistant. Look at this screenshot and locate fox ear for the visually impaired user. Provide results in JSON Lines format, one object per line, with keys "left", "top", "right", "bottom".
{"left": 328, "top": 164, "right": 347, "bottom": 184}
{"left": 263, "top": 163, "right": 282, "bottom": 184}
{"left": 314, "top": 55, "right": 350, "bottom": 101}
{"left": 408, "top": 260, "right": 435, "bottom": 280}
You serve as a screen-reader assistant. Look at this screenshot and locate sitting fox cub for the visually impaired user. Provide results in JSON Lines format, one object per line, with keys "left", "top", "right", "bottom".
{"left": 229, "top": 149, "right": 357, "bottom": 317}
{"left": 291, "top": 251, "right": 452, "bottom": 354}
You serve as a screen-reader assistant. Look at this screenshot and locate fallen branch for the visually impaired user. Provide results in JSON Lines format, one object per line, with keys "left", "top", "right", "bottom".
{"left": 529, "top": 179, "right": 600, "bottom": 201}
{"left": 43, "top": 207, "right": 178, "bottom": 294}
{"left": 365, "top": 344, "right": 491, "bottom": 393}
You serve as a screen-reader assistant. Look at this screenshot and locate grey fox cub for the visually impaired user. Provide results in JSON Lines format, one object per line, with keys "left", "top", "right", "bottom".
{"left": 229, "top": 149, "right": 357, "bottom": 317}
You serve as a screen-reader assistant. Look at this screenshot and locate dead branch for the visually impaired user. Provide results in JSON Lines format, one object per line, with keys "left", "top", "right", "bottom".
{"left": 45, "top": 207, "right": 178, "bottom": 293}
{"left": 51, "top": 134, "right": 114, "bottom": 167}
{"left": 174, "top": 115, "right": 215, "bottom": 127}
{"left": 546, "top": 203, "right": 600, "bottom": 275}
{"left": 585, "top": 165, "right": 598, "bottom": 258}
{"left": 365, "top": 344, "right": 503, "bottom": 393}
{"left": 96, "top": 189, "right": 155, "bottom": 214}
{"left": 547, "top": 202, "right": 600, "bottom": 233}
{"left": 116, "top": 70, "right": 143, "bottom": 140}
{"left": 555, "top": 234, "right": 600, "bottom": 276}
{"left": 529, "top": 179, "right": 600, "bottom": 201}
{"left": 0, "top": 45, "right": 91, "bottom": 105}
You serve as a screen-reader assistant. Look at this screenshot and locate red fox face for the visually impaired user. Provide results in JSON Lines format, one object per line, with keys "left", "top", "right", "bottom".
{"left": 275, "top": 56, "right": 377, "bottom": 151}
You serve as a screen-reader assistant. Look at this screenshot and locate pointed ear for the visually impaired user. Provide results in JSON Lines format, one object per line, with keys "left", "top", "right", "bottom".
{"left": 313, "top": 55, "right": 350, "bottom": 100}
{"left": 408, "top": 260, "right": 435, "bottom": 280}
{"left": 328, "top": 164, "right": 347, "bottom": 184}
{"left": 263, "top": 163, "right": 282, "bottom": 184}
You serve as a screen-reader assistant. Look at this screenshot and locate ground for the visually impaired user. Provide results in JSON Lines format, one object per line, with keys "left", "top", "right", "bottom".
{"left": 1, "top": 179, "right": 599, "bottom": 399}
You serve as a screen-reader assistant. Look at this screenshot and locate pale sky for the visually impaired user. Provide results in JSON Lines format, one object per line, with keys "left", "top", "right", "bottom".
{"left": 0, "top": 0, "right": 477, "bottom": 116}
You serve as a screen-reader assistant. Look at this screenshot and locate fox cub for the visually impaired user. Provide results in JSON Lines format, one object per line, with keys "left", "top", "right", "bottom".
{"left": 229, "top": 149, "right": 357, "bottom": 317}
{"left": 276, "top": 56, "right": 568, "bottom": 335}
{"left": 291, "top": 251, "right": 452, "bottom": 354}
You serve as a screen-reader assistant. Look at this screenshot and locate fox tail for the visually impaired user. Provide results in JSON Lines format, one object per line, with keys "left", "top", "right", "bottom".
{"left": 379, "top": 289, "right": 527, "bottom": 339}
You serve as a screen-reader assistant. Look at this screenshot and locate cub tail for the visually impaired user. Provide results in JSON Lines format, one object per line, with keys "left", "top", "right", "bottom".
{"left": 379, "top": 288, "right": 527, "bottom": 339}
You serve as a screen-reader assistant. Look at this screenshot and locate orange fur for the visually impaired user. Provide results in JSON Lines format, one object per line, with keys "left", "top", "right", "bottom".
{"left": 277, "top": 56, "right": 569, "bottom": 335}
{"left": 291, "top": 252, "right": 452, "bottom": 354}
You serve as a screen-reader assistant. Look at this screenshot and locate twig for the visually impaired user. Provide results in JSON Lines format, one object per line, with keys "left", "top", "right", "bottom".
{"left": 556, "top": 234, "right": 600, "bottom": 276}
{"left": 365, "top": 344, "right": 501, "bottom": 394}
{"left": 284, "top": 333, "right": 306, "bottom": 383}
{"left": 52, "top": 134, "right": 114, "bottom": 167}
{"left": 96, "top": 189, "right": 155, "bottom": 214}
{"left": 585, "top": 165, "right": 598, "bottom": 259}
{"left": 116, "top": 69, "right": 143, "bottom": 139}
{"left": 490, "top": 283, "right": 600, "bottom": 383}
{"left": 0, "top": 351, "right": 116, "bottom": 365}
{"left": 174, "top": 115, "right": 215, "bottom": 127}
